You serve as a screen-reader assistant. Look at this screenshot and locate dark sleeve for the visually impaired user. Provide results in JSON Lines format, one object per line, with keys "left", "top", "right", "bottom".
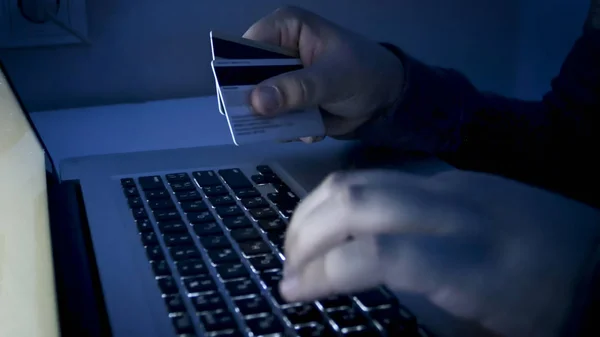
{"left": 357, "top": 28, "right": 600, "bottom": 205}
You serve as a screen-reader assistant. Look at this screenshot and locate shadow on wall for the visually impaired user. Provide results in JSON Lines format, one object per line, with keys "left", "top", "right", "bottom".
{"left": 0, "top": 0, "right": 519, "bottom": 112}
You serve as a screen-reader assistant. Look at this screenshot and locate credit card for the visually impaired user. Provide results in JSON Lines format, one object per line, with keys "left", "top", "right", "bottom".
{"left": 210, "top": 31, "right": 299, "bottom": 115}
{"left": 211, "top": 58, "right": 325, "bottom": 145}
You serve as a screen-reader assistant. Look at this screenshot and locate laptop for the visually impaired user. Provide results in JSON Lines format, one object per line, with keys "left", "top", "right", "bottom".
{"left": 1, "top": 60, "right": 444, "bottom": 337}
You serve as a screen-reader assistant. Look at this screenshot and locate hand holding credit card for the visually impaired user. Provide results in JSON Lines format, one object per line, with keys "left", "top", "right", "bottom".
{"left": 210, "top": 31, "right": 325, "bottom": 145}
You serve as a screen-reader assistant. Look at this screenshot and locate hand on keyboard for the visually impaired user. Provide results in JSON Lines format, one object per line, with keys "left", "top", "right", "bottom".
{"left": 280, "top": 169, "right": 600, "bottom": 337}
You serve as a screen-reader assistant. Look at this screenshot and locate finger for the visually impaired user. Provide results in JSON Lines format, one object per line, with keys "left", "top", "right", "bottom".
{"left": 287, "top": 170, "right": 422, "bottom": 241}
{"left": 280, "top": 236, "right": 383, "bottom": 302}
{"left": 243, "top": 6, "right": 311, "bottom": 50}
{"left": 284, "top": 172, "right": 471, "bottom": 273}
{"left": 285, "top": 170, "right": 404, "bottom": 246}
{"left": 250, "top": 64, "right": 330, "bottom": 115}
{"left": 299, "top": 136, "right": 324, "bottom": 143}
{"left": 281, "top": 234, "right": 462, "bottom": 303}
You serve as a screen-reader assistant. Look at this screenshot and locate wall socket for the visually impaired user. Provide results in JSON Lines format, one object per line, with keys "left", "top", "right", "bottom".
{"left": 0, "top": 0, "right": 88, "bottom": 48}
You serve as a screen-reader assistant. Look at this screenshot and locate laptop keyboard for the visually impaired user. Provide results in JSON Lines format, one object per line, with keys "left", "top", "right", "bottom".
{"left": 120, "top": 165, "right": 433, "bottom": 337}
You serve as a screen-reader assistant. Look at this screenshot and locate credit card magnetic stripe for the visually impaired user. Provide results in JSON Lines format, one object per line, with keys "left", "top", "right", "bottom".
{"left": 213, "top": 64, "right": 303, "bottom": 87}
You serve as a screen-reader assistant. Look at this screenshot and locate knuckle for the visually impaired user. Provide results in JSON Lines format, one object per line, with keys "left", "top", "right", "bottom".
{"left": 331, "top": 177, "right": 364, "bottom": 207}
{"left": 325, "top": 171, "right": 349, "bottom": 187}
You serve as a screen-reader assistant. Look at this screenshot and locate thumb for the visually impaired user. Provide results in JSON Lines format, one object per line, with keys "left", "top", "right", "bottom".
{"left": 250, "top": 66, "right": 329, "bottom": 116}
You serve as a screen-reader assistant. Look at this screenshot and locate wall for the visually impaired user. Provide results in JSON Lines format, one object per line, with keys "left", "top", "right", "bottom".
{"left": 0, "top": 0, "right": 520, "bottom": 112}
{"left": 514, "top": 0, "right": 591, "bottom": 99}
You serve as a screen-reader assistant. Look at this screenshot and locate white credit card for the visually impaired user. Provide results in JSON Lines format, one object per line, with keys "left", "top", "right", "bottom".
{"left": 210, "top": 31, "right": 299, "bottom": 115}
{"left": 211, "top": 58, "right": 325, "bottom": 145}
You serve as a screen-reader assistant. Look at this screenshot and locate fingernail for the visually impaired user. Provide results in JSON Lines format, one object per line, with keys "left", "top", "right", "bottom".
{"left": 255, "top": 86, "right": 282, "bottom": 114}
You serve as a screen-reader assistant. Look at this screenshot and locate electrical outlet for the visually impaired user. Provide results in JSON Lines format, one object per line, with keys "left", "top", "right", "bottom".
{"left": 0, "top": 0, "right": 88, "bottom": 48}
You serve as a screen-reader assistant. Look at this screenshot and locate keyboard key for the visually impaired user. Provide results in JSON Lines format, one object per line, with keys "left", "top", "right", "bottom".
{"left": 123, "top": 186, "right": 140, "bottom": 197}
{"left": 327, "top": 307, "right": 369, "bottom": 330}
{"left": 217, "top": 263, "right": 249, "bottom": 280}
{"left": 199, "top": 235, "right": 231, "bottom": 250}
{"left": 177, "top": 259, "right": 205, "bottom": 276}
{"left": 279, "top": 208, "right": 294, "bottom": 219}
{"left": 234, "top": 188, "right": 260, "bottom": 198}
{"left": 187, "top": 211, "right": 215, "bottom": 223}
{"left": 296, "top": 324, "right": 336, "bottom": 337}
{"left": 209, "top": 330, "right": 242, "bottom": 337}
{"left": 319, "top": 295, "right": 353, "bottom": 310}
{"left": 230, "top": 228, "right": 261, "bottom": 242}
{"left": 146, "top": 245, "right": 164, "bottom": 260}
{"left": 141, "top": 232, "right": 158, "bottom": 245}
{"left": 128, "top": 196, "right": 143, "bottom": 208}
{"left": 171, "top": 314, "right": 195, "bottom": 334}
{"left": 132, "top": 208, "right": 148, "bottom": 219}
{"left": 235, "top": 296, "right": 271, "bottom": 316}
{"left": 209, "top": 195, "right": 236, "bottom": 206}
{"left": 251, "top": 174, "right": 266, "bottom": 185}
{"left": 271, "top": 181, "right": 291, "bottom": 193}
{"left": 225, "top": 278, "right": 260, "bottom": 297}
{"left": 249, "top": 254, "right": 282, "bottom": 271}
{"left": 157, "top": 277, "right": 178, "bottom": 294}
{"left": 151, "top": 260, "right": 171, "bottom": 276}
{"left": 256, "top": 165, "right": 273, "bottom": 175}
{"left": 170, "top": 181, "right": 196, "bottom": 192}
{"left": 239, "top": 240, "right": 271, "bottom": 256}
{"left": 183, "top": 275, "right": 215, "bottom": 293}
{"left": 219, "top": 168, "right": 253, "bottom": 189}
{"left": 354, "top": 288, "right": 396, "bottom": 309}
{"left": 157, "top": 221, "right": 187, "bottom": 233}
{"left": 121, "top": 178, "right": 136, "bottom": 187}
{"left": 260, "top": 269, "right": 283, "bottom": 288}
{"left": 268, "top": 231, "right": 286, "bottom": 247}
{"left": 283, "top": 303, "right": 323, "bottom": 325}
{"left": 175, "top": 190, "right": 202, "bottom": 201}
{"left": 203, "top": 185, "right": 228, "bottom": 196}
{"left": 249, "top": 207, "right": 278, "bottom": 220}
{"left": 241, "top": 196, "right": 269, "bottom": 209}
{"left": 200, "top": 311, "right": 237, "bottom": 332}
{"left": 193, "top": 170, "right": 221, "bottom": 187}
{"left": 369, "top": 307, "right": 414, "bottom": 335}
{"left": 222, "top": 216, "right": 252, "bottom": 229}
{"left": 148, "top": 199, "right": 174, "bottom": 210}
{"left": 165, "top": 173, "right": 189, "bottom": 183}
{"left": 257, "top": 218, "right": 286, "bottom": 232}
{"left": 136, "top": 218, "right": 154, "bottom": 232}
{"left": 245, "top": 314, "right": 285, "bottom": 335}
{"left": 180, "top": 200, "right": 208, "bottom": 212}
{"left": 190, "top": 292, "right": 227, "bottom": 312}
{"left": 145, "top": 189, "right": 170, "bottom": 200}
{"left": 216, "top": 205, "right": 244, "bottom": 217}
{"left": 342, "top": 327, "right": 379, "bottom": 337}
{"left": 270, "top": 190, "right": 300, "bottom": 202}
{"left": 138, "top": 176, "right": 165, "bottom": 190}
{"left": 208, "top": 248, "right": 239, "bottom": 264}
{"left": 170, "top": 246, "right": 201, "bottom": 260}
{"left": 164, "top": 233, "right": 193, "bottom": 246}
{"left": 164, "top": 294, "right": 185, "bottom": 312}
{"left": 154, "top": 210, "right": 181, "bottom": 221}
{"left": 193, "top": 222, "right": 222, "bottom": 236}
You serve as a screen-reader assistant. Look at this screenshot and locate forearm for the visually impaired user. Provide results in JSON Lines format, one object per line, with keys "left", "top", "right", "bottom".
{"left": 356, "top": 45, "right": 553, "bottom": 174}
{"left": 358, "top": 29, "right": 599, "bottom": 205}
